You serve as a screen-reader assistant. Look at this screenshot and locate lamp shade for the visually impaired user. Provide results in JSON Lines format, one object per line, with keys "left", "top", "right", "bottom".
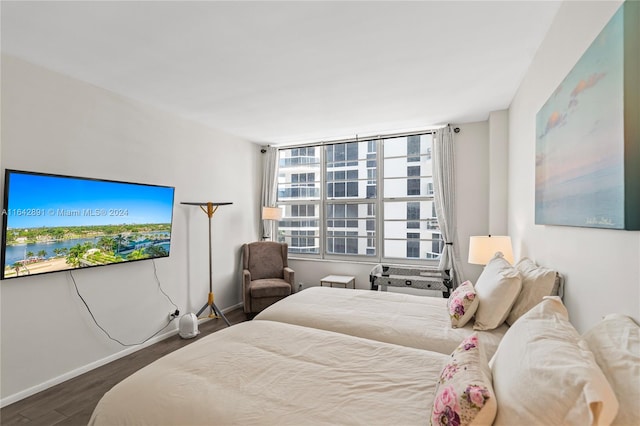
{"left": 468, "top": 235, "right": 514, "bottom": 265}
{"left": 262, "top": 206, "right": 282, "bottom": 221}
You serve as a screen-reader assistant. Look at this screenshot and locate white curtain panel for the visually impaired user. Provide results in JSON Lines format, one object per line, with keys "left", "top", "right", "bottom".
{"left": 261, "top": 146, "right": 279, "bottom": 240}
{"left": 432, "top": 125, "right": 465, "bottom": 288}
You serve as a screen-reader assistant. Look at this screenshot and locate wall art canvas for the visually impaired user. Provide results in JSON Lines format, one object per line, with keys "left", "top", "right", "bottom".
{"left": 535, "top": 2, "right": 639, "bottom": 230}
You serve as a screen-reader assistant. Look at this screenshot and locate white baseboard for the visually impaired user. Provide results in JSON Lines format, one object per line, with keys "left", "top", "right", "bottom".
{"left": 0, "top": 302, "right": 243, "bottom": 408}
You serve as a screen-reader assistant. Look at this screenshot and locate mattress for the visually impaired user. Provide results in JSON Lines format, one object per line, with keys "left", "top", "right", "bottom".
{"left": 89, "top": 320, "right": 448, "bottom": 425}
{"left": 255, "top": 286, "right": 507, "bottom": 358}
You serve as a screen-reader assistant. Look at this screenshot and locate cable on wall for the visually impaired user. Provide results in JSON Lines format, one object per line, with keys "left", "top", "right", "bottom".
{"left": 152, "top": 259, "right": 179, "bottom": 312}
{"left": 70, "top": 261, "right": 179, "bottom": 347}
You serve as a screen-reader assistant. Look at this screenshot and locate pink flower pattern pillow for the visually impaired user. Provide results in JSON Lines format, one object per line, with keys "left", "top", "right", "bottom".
{"left": 431, "top": 334, "right": 497, "bottom": 426}
{"left": 447, "top": 281, "right": 479, "bottom": 328}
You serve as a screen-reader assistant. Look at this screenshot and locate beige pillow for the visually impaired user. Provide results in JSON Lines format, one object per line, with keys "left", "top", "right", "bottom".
{"left": 447, "top": 280, "right": 479, "bottom": 328}
{"left": 473, "top": 253, "right": 521, "bottom": 331}
{"left": 505, "top": 258, "right": 557, "bottom": 326}
{"left": 431, "top": 333, "right": 497, "bottom": 426}
{"left": 491, "top": 297, "right": 619, "bottom": 426}
{"left": 582, "top": 314, "right": 640, "bottom": 426}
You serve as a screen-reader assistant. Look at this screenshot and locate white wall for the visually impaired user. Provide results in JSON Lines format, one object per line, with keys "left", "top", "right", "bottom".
{"left": 508, "top": 0, "right": 639, "bottom": 333}
{"left": 290, "top": 120, "right": 492, "bottom": 291}
{"left": 0, "top": 55, "right": 262, "bottom": 404}
{"left": 455, "top": 121, "right": 491, "bottom": 281}
{"left": 488, "top": 110, "right": 509, "bottom": 235}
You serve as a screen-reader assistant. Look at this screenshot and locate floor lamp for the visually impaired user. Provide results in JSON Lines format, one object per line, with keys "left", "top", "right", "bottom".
{"left": 181, "top": 201, "right": 232, "bottom": 327}
{"left": 262, "top": 206, "right": 282, "bottom": 241}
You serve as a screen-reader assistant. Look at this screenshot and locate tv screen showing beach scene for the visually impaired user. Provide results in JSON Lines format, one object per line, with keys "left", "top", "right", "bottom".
{"left": 1, "top": 170, "right": 175, "bottom": 280}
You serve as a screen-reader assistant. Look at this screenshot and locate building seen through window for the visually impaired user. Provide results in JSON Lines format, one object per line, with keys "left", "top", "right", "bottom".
{"left": 276, "top": 133, "right": 442, "bottom": 261}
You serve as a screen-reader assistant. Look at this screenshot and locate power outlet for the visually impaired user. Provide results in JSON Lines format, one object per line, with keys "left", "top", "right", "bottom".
{"left": 298, "top": 282, "right": 304, "bottom": 291}
{"left": 169, "top": 309, "right": 180, "bottom": 321}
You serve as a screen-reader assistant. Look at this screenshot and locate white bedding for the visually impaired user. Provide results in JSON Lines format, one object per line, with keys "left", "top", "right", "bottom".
{"left": 255, "top": 286, "right": 507, "bottom": 358}
{"left": 89, "top": 320, "right": 448, "bottom": 426}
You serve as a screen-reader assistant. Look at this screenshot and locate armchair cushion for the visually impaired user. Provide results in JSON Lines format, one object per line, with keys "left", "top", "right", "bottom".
{"left": 245, "top": 242, "right": 285, "bottom": 280}
{"left": 250, "top": 279, "right": 292, "bottom": 299}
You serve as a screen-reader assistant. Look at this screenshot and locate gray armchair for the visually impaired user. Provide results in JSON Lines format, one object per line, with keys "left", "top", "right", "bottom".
{"left": 242, "top": 241, "right": 295, "bottom": 317}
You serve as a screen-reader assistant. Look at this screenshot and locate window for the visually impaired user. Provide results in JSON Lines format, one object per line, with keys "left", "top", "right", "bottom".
{"left": 429, "top": 233, "right": 444, "bottom": 259}
{"left": 366, "top": 185, "right": 376, "bottom": 198}
{"left": 407, "top": 178, "right": 420, "bottom": 195}
{"left": 291, "top": 230, "right": 316, "bottom": 254}
{"left": 406, "top": 233, "right": 420, "bottom": 258}
{"left": 407, "top": 201, "right": 420, "bottom": 229}
{"left": 276, "top": 132, "right": 442, "bottom": 262}
{"left": 324, "top": 141, "right": 376, "bottom": 256}
{"left": 277, "top": 149, "right": 320, "bottom": 254}
{"left": 407, "top": 135, "right": 421, "bottom": 162}
{"left": 383, "top": 134, "right": 441, "bottom": 261}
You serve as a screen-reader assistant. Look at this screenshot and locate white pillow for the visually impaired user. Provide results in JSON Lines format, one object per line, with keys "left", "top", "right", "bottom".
{"left": 491, "top": 297, "right": 619, "bottom": 426}
{"left": 431, "top": 333, "right": 497, "bottom": 426}
{"left": 447, "top": 280, "right": 479, "bottom": 328}
{"left": 582, "top": 314, "right": 640, "bottom": 426}
{"left": 505, "top": 258, "right": 557, "bottom": 326}
{"left": 473, "top": 253, "right": 521, "bottom": 331}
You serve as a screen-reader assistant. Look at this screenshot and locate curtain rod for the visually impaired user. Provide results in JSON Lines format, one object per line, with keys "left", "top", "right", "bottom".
{"left": 273, "top": 129, "right": 439, "bottom": 151}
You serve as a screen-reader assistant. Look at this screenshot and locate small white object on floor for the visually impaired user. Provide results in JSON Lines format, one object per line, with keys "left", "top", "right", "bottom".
{"left": 179, "top": 313, "right": 200, "bottom": 339}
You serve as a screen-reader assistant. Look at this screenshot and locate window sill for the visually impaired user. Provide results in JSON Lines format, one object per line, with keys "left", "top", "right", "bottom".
{"left": 288, "top": 256, "right": 440, "bottom": 268}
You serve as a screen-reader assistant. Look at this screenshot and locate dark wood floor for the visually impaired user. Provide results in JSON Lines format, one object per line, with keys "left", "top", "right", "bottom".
{"left": 0, "top": 308, "right": 247, "bottom": 426}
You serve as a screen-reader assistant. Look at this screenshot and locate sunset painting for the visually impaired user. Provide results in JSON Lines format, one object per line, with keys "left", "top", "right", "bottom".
{"left": 535, "top": 5, "right": 625, "bottom": 229}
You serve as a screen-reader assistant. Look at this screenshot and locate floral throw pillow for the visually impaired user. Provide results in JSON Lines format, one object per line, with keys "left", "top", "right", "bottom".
{"left": 447, "top": 281, "right": 479, "bottom": 328}
{"left": 431, "top": 334, "right": 497, "bottom": 426}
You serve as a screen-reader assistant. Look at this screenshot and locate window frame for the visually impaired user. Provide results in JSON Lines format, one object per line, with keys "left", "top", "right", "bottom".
{"left": 275, "top": 131, "right": 441, "bottom": 266}
{"left": 381, "top": 135, "right": 441, "bottom": 262}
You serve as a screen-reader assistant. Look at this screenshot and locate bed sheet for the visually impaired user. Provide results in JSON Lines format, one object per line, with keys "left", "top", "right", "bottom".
{"left": 89, "top": 320, "right": 448, "bottom": 426}
{"left": 255, "top": 286, "right": 507, "bottom": 358}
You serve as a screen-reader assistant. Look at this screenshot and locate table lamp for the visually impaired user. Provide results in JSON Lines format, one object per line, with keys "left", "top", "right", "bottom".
{"left": 468, "top": 235, "right": 514, "bottom": 265}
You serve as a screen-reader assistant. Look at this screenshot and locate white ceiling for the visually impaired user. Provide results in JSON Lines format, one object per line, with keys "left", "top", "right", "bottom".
{"left": 1, "top": 1, "right": 561, "bottom": 145}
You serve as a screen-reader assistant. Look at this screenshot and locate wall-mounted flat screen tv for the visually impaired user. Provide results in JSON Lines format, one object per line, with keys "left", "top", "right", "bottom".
{"left": 1, "top": 169, "right": 175, "bottom": 280}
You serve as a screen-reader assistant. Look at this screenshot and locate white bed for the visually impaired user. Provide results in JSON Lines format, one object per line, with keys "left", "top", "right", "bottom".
{"left": 89, "top": 256, "right": 629, "bottom": 425}
{"left": 255, "top": 286, "right": 507, "bottom": 358}
{"left": 89, "top": 297, "right": 631, "bottom": 426}
{"left": 89, "top": 320, "right": 449, "bottom": 426}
